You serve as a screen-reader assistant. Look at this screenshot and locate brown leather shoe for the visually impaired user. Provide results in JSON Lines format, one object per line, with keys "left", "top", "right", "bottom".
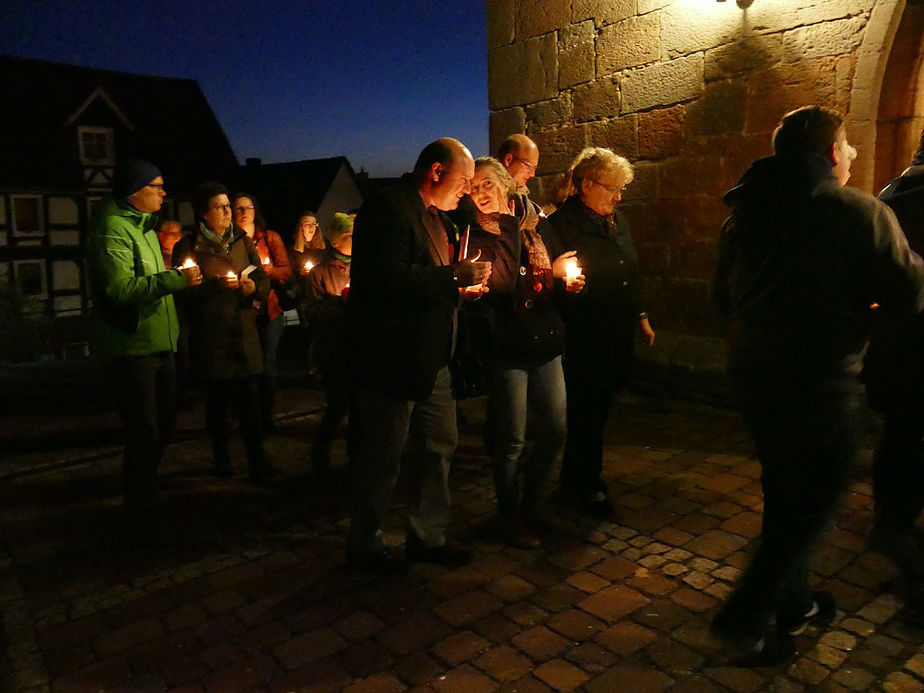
{"left": 524, "top": 504, "right": 572, "bottom": 534}
{"left": 499, "top": 514, "right": 541, "bottom": 549}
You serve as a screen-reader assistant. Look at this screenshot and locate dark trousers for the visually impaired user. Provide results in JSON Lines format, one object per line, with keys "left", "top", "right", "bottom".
{"left": 205, "top": 376, "right": 265, "bottom": 472}
{"left": 560, "top": 334, "right": 632, "bottom": 495}
{"left": 110, "top": 353, "right": 177, "bottom": 514}
{"left": 873, "top": 407, "right": 924, "bottom": 530}
{"left": 257, "top": 313, "right": 286, "bottom": 423}
{"left": 720, "top": 376, "right": 861, "bottom": 631}
{"left": 347, "top": 367, "right": 457, "bottom": 555}
{"left": 312, "top": 371, "right": 356, "bottom": 464}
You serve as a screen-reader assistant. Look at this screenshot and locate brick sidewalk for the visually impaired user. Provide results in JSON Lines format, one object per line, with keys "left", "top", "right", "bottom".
{"left": 1, "top": 394, "right": 922, "bottom": 692}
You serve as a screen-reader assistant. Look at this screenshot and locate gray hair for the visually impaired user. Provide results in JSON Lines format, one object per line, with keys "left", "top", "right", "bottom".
{"left": 569, "top": 147, "right": 634, "bottom": 193}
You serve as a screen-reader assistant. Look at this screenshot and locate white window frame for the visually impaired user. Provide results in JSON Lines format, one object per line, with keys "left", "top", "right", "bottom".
{"left": 10, "top": 195, "right": 44, "bottom": 237}
{"left": 13, "top": 259, "right": 47, "bottom": 299}
{"left": 78, "top": 126, "right": 115, "bottom": 165}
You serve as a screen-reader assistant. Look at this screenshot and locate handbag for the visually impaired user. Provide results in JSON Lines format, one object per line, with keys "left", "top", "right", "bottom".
{"left": 450, "top": 304, "right": 492, "bottom": 400}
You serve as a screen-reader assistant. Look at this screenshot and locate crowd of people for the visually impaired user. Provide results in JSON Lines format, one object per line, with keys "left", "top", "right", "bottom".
{"left": 86, "top": 104, "right": 924, "bottom": 667}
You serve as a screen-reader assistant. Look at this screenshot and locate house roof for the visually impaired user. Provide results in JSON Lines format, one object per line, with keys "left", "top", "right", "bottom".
{"left": 235, "top": 156, "right": 360, "bottom": 234}
{"left": 0, "top": 55, "right": 238, "bottom": 192}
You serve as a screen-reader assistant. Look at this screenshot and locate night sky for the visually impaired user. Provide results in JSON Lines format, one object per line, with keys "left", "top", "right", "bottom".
{"left": 0, "top": 0, "right": 489, "bottom": 177}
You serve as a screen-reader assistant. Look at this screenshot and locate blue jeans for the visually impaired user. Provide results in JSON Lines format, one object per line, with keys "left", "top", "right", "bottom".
{"left": 258, "top": 313, "right": 285, "bottom": 421}
{"left": 491, "top": 356, "right": 567, "bottom": 516}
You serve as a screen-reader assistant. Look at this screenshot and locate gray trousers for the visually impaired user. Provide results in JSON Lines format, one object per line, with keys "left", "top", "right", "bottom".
{"left": 346, "top": 367, "right": 457, "bottom": 555}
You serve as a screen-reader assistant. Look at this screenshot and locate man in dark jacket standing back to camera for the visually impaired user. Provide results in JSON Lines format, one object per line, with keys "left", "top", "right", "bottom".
{"left": 864, "top": 128, "right": 924, "bottom": 579}
{"left": 712, "top": 106, "right": 924, "bottom": 664}
{"left": 87, "top": 158, "right": 202, "bottom": 535}
{"left": 346, "top": 138, "right": 491, "bottom": 572}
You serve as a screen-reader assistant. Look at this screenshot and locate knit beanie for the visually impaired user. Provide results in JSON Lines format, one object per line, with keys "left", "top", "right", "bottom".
{"left": 113, "top": 158, "right": 162, "bottom": 199}
{"left": 327, "top": 212, "right": 354, "bottom": 246}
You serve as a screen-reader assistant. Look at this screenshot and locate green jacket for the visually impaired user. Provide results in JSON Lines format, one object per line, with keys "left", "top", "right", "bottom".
{"left": 87, "top": 197, "right": 188, "bottom": 360}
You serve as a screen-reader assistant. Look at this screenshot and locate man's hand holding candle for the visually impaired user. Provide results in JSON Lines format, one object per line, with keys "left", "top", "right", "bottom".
{"left": 452, "top": 248, "right": 492, "bottom": 298}
{"left": 179, "top": 257, "right": 203, "bottom": 287}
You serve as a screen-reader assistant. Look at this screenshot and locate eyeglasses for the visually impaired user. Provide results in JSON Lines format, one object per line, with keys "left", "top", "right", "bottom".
{"left": 146, "top": 184, "right": 165, "bottom": 191}
{"left": 210, "top": 204, "right": 232, "bottom": 212}
{"left": 235, "top": 205, "right": 255, "bottom": 213}
{"left": 513, "top": 155, "right": 537, "bottom": 172}
{"left": 591, "top": 179, "right": 625, "bottom": 196}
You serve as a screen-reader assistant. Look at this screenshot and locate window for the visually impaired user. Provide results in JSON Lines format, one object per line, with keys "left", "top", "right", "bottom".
{"left": 11, "top": 195, "right": 43, "bottom": 236}
{"left": 78, "top": 126, "right": 114, "bottom": 165}
{"left": 14, "top": 260, "right": 46, "bottom": 299}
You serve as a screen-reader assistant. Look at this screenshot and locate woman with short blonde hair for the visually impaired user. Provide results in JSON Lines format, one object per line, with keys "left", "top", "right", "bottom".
{"left": 548, "top": 146, "right": 653, "bottom": 518}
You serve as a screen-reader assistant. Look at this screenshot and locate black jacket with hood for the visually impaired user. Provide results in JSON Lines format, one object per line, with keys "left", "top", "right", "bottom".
{"left": 714, "top": 152, "right": 924, "bottom": 386}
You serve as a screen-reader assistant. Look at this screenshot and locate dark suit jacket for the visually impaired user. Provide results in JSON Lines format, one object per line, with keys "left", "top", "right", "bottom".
{"left": 349, "top": 173, "right": 460, "bottom": 401}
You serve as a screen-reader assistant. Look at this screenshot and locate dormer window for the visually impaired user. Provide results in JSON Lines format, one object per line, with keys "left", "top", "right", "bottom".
{"left": 78, "top": 126, "right": 114, "bottom": 165}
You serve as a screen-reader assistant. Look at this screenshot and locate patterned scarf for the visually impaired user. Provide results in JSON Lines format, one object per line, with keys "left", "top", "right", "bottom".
{"left": 199, "top": 222, "right": 235, "bottom": 253}
{"left": 522, "top": 226, "right": 553, "bottom": 293}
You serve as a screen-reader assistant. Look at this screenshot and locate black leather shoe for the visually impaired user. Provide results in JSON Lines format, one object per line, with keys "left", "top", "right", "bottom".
{"left": 405, "top": 534, "right": 471, "bottom": 567}
{"left": 346, "top": 548, "right": 410, "bottom": 573}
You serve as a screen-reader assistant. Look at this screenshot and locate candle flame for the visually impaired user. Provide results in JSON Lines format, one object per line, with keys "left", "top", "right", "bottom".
{"left": 181, "top": 257, "right": 197, "bottom": 269}
{"left": 262, "top": 256, "right": 270, "bottom": 265}
{"left": 565, "top": 259, "right": 581, "bottom": 280}
{"left": 227, "top": 271, "right": 236, "bottom": 279}
{"left": 304, "top": 261, "right": 314, "bottom": 272}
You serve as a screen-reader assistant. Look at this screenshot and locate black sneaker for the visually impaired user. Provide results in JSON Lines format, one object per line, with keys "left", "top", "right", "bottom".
{"left": 711, "top": 611, "right": 795, "bottom": 667}
{"left": 345, "top": 548, "right": 410, "bottom": 573}
{"left": 778, "top": 591, "right": 836, "bottom": 636}
{"left": 405, "top": 534, "right": 471, "bottom": 567}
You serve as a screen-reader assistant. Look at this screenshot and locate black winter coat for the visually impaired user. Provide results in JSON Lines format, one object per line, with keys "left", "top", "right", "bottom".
{"left": 864, "top": 166, "right": 924, "bottom": 411}
{"left": 548, "top": 195, "right": 646, "bottom": 362}
{"left": 715, "top": 153, "right": 924, "bottom": 386}
{"left": 173, "top": 227, "right": 269, "bottom": 382}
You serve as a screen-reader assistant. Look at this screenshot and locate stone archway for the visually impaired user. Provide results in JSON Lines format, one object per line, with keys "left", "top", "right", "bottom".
{"left": 874, "top": 1, "right": 924, "bottom": 190}
{"left": 848, "top": 0, "right": 924, "bottom": 192}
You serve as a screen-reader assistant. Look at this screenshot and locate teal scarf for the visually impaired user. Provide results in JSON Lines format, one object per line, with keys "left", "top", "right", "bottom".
{"left": 199, "top": 222, "right": 234, "bottom": 253}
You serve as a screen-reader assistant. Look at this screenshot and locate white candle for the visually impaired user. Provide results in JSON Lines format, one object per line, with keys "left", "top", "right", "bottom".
{"left": 565, "top": 258, "right": 581, "bottom": 280}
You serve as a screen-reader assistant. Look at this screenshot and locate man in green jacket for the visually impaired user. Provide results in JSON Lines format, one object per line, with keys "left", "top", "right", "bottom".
{"left": 87, "top": 158, "right": 202, "bottom": 535}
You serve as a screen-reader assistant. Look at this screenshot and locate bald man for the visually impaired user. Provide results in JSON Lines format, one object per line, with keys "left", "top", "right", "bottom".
{"left": 498, "top": 133, "right": 539, "bottom": 192}
{"left": 347, "top": 137, "right": 491, "bottom": 571}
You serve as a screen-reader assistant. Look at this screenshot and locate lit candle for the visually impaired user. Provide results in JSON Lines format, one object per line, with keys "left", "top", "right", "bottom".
{"left": 565, "top": 258, "right": 581, "bottom": 280}
{"left": 304, "top": 260, "right": 314, "bottom": 272}
{"left": 226, "top": 270, "right": 236, "bottom": 279}
{"left": 181, "top": 257, "right": 197, "bottom": 269}
{"left": 262, "top": 256, "right": 270, "bottom": 265}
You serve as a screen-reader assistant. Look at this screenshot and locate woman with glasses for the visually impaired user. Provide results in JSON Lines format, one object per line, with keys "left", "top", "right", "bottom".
{"left": 173, "top": 182, "right": 271, "bottom": 481}
{"left": 464, "top": 157, "right": 584, "bottom": 548}
{"left": 548, "top": 147, "right": 655, "bottom": 519}
{"left": 233, "top": 193, "right": 292, "bottom": 432}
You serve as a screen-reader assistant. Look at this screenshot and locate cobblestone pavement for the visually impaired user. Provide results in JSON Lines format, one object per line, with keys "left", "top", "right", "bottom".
{"left": 2, "top": 390, "right": 923, "bottom": 693}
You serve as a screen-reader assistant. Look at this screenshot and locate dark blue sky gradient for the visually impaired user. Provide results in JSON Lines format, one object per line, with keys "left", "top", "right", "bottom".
{"left": 0, "top": 0, "right": 488, "bottom": 177}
